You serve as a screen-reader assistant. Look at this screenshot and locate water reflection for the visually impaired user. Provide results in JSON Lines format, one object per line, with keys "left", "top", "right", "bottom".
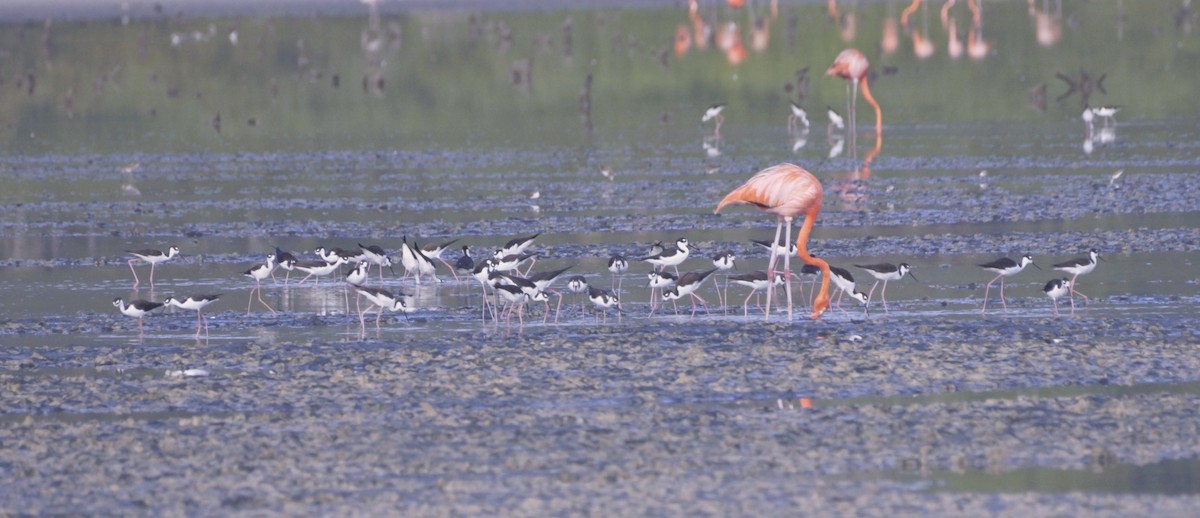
{"left": 965, "top": 0, "right": 992, "bottom": 60}
{"left": 1081, "top": 106, "right": 1120, "bottom": 155}
{"left": 703, "top": 134, "right": 723, "bottom": 159}
{"left": 0, "top": 1, "right": 1191, "bottom": 155}
{"left": 1030, "top": 0, "right": 1063, "bottom": 47}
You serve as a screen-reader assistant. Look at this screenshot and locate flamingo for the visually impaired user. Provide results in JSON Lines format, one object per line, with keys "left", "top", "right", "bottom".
{"left": 714, "top": 163, "right": 831, "bottom": 321}
{"left": 825, "top": 48, "right": 882, "bottom": 144}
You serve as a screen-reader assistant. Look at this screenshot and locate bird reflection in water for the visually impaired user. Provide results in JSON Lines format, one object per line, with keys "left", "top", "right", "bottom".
{"left": 881, "top": 7, "right": 899, "bottom": 55}
{"left": 703, "top": 134, "right": 723, "bottom": 159}
{"left": 826, "top": 49, "right": 883, "bottom": 161}
{"left": 1081, "top": 107, "right": 1118, "bottom": 155}
{"left": 831, "top": 131, "right": 882, "bottom": 210}
{"left": 1029, "top": 0, "right": 1063, "bottom": 48}
{"left": 943, "top": 0, "right": 963, "bottom": 59}
{"left": 827, "top": 0, "right": 858, "bottom": 42}
{"left": 901, "top": 0, "right": 936, "bottom": 60}
{"left": 360, "top": 0, "right": 399, "bottom": 97}
{"left": 966, "top": 0, "right": 992, "bottom": 60}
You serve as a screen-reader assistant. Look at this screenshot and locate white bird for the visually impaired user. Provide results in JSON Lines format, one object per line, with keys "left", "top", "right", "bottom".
{"left": 788, "top": 101, "right": 810, "bottom": 133}
{"left": 827, "top": 107, "right": 845, "bottom": 131}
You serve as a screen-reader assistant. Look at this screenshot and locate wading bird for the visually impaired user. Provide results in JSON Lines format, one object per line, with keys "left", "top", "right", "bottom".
{"left": 1053, "top": 249, "right": 1103, "bottom": 313}
{"left": 126, "top": 246, "right": 180, "bottom": 288}
{"left": 978, "top": 254, "right": 1039, "bottom": 314}
{"left": 825, "top": 48, "right": 882, "bottom": 142}
{"left": 729, "top": 270, "right": 785, "bottom": 318}
{"left": 714, "top": 163, "right": 831, "bottom": 320}
{"left": 163, "top": 294, "right": 221, "bottom": 338}
{"left": 702, "top": 103, "right": 726, "bottom": 137}
{"left": 243, "top": 254, "right": 277, "bottom": 315}
{"left": 855, "top": 262, "right": 916, "bottom": 312}
{"left": 113, "top": 298, "right": 164, "bottom": 334}
{"left": 1043, "top": 278, "right": 1071, "bottom": 317}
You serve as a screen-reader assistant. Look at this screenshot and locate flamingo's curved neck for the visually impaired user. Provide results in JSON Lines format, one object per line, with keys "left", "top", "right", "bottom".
{"left": 860, "top": 77, "right": 883, "bottom": 143}
{"left": 796, "top": 203, "right": 831, "bottom": 319}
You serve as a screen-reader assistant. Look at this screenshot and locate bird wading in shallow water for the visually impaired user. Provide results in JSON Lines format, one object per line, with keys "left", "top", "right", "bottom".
{"left": 1053, "top": 249, "right": 1103, "bottom": 314}
{"left": 978, "top": 254, "right": 1040, "bottom": 314}
{"left": 163, "top": 294, "right": 221, "bottom": 338}
{"left": 826, "top": 48, "right": 883, "bottom": 144}
{"left": 126, "top": 246, "right": 180, "bottom": 288}
{"left": 714, "top": 163, "right": 831, "bottom": 321}
{"left": 854, "top": 262, "right": 917, "bottom": 313}
{"left": 113, "top": 298, "right": 164, "bottom": 334}
{"left": 1043, "top": 277, "right": 1071, "bottom": 317}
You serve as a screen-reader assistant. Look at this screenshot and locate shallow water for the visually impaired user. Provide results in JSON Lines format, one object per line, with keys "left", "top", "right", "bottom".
{"left": 2, "top": 0, "right": 1200, "bottom": 513}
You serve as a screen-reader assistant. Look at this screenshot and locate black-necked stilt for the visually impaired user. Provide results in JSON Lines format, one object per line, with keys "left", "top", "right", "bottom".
{"left": 702, "top": 103, "right": 726, "bottom": 136}
{"left": 316, "top": 246, "right": 364, "bottom": 264}
{"left": 163, "top": 294, "right": 220, "bottom": 337}
{"left": 1043, "top": 277, "right": 1072, "bottom": 317}
{"left": 788, "top": 101, "right": 810, "bottom": 134}
{"left": 493, "top": 284, "right": 544, "bottom": 327}
{"left": 454, "top": 245, "right": 475, "bottom": 277}
{"left": 661, "top": 268, "right": 717, "bottom": 317}
{"left": 113, "top": 297, "right": 164, "bottom": 333}
{"left": 647, "top": 270, "right": 678, "bottom": 315}
{"left": 712, "top": 251, "right": 737, "bottom": 272}
{"left": 827, "top": 106, "right": 845, "bottom": 132}
{"left": 343, "top": 260, "right": 370, "bottom": 316}
{"left": 243, "top": 255, "right": 277, "bottom": 315}
{"left": 353, "top": 285, "right": 410, "bottom": 327}
{"left": 273, "top": 247, "right": 298, "bottom": 284}
{"left": 358, "top": 243, "right": 395, "bottom": 281}
{"left": 472, "top": 259, "right": 498, "bottom": 322}
{"left": 607, "top": 254, "right": 628, "bottom": 295}
{"left": 353, "top": 285, "right": 408, "bottom": 339}
{"left": 566, "top": 275, "right": 588, "bottom": 294}
{"left": 522, "top": 265, "right": 574, "bottom": 323}
{"left": 1053, "top": 249, "right": 1102, "bottom": 312}
{"left": 711, "top": 251, "right": 736, "bottom": 312}
{"left": 978, "top": 254, "right": 1040, "bottom": 314}
{"left": 492, "top": 251, "right": 538, "bottom": 275}
{"left": 752, "top": 239, "right": 798, "bottom": 258}
{"left": 499, "top": 232, "right": 540, "bottom": 258}
{"left": 729, "top": 270, "right": 786, "bottom": 318}
{"left": 587, "top": 286, "right": 621, "bottom": 323}
{"left": 828, "top": 265, "right": 868, "bottom": 314}
{"left": 400, "top": 236, "right": 439, "bottom": 284}
{"left": 1090, "top": 106, "right": 1120, "bottom": 127}
{"left": 566, "top": 274, "right": 588, "bottom": 316}
{"left": 293, "top": 257, "right": 346, "bottom": 286}
{"left": 126, "top": 246, "right": 180, "bottom": 287}
{"left": 647, "top": 241, "right": 665, "bottom": 258}
{"left": 855, "top": 262, "right": 916, "bottom": 312}
{"left": 641, "top": 237, "right": 691, "bottom": 275}
{"left": 422, "top": 238, "right": 461, "bottom": 280}
{"left": 313, "top": 246, "right": 338, "bottom": 263}
{"left": 345, "top": 260, "right": 369, "bottom": 287}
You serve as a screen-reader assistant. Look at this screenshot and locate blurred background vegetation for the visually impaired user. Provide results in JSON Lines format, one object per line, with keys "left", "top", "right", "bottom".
{"left": 0, "top": 0, "right": 1196, "bottom": 155}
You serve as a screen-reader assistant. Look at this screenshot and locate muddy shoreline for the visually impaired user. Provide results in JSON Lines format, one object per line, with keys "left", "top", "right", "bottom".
{"left": 3, "top": 312, "right": 1200, "bottom": 514}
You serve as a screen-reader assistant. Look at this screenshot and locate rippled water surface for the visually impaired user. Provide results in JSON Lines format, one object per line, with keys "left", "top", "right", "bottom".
{"left": 2, "top": 0, "right": 1200, "bottom": 511}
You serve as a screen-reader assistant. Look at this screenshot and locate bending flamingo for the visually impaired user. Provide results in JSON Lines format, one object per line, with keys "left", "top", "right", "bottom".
{"left": 714, "top": 163, "right": 831, "bottom": 321}
{"left": 825, "top": 48, "right": 882, "bottom": 143}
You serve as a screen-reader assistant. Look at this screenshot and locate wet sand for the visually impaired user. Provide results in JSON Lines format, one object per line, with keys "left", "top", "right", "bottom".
{"left": 3, "top": 309, "right": 1200, "bottom": 515}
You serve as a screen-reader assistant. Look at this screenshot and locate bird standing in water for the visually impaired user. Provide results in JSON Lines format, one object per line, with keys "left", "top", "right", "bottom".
{"left": 825, "top": 48, "right": 882, "bottom": 142}
{"left": 714, "top": 163, "right": 831, "bottom": 320}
